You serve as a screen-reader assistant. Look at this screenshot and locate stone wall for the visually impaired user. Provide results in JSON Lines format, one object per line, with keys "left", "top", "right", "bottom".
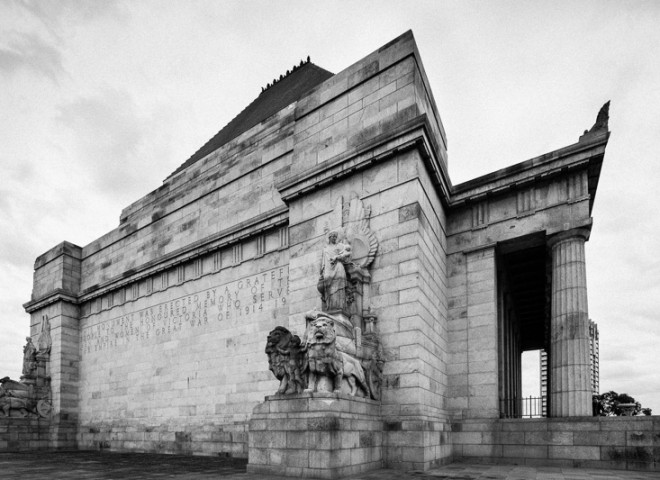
{"left": 446, "top": 247, "right": 499, "bottom": 420}
{"left": 21, "top": 30, "right": 458, "bottom": 459}
{"left": 278, "top": 33, "right": 453, "bottom": 469}
{"left": 76, "top": 252, "right": 289, "bottom": 457}
{"left": 0, "top": 417, "right": 50, "bottom": 451}
{"left": 77, "top": 108, "right": 295, "bottom": 294}
{"left": 452, "top": 417, "right": 660, "bottom": 472}
{"left": 284, "top": 144, "right": 452, "bottom": 469}
{"left": 26, "top": 298, "right": 80, "bottom": 449}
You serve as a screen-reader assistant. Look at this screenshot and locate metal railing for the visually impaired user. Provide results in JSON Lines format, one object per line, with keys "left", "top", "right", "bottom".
{"left": 500, "top": 396, "right": 545, "bottom": 418}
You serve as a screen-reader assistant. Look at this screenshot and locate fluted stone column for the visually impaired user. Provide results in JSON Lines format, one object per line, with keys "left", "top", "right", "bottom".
{"left": 549, "top": 229, "right": 592, "bottom": 417}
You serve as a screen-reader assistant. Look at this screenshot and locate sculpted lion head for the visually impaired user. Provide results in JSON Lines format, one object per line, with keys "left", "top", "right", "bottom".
{"left": 309, "top": 318, "right": 336, "bottom": 345}
{"left": 265, "top": 326, "right": 305, "bottom": 393}
{"left": 266, "top": 326, "right": 292, "bottom": 354}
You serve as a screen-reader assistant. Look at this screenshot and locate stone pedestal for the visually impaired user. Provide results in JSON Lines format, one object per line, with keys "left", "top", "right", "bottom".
{"left": 247, "top": 392, "right": 383, "bottom": 479}
{"left": 549, "top": 229, "right": 593, "bottom": 417}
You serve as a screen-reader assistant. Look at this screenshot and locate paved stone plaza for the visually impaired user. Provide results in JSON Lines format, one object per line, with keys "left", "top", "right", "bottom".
{"left": 1, "top": 452, "right": 658, "bottom": 480}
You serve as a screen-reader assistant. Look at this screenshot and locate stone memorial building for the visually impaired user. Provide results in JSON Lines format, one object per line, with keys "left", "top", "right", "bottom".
{"left": 4, "top": 31, "right": 658, "bottom": 476}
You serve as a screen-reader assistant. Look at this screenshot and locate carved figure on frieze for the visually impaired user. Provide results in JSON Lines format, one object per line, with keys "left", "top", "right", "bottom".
{"left": 21, "top": 337, "right": 37, "bottom": 378}
{"left": 302, "top": 314, "right": 369, "bottom": 397}
{"left": 0, "top": 377, "right": 39, "bottom": 417}
{"left": 363, "top": 348, "right": 385, "bottom": 401}
{"left": 37, "top": 315, "right": 52, "bottom": 355}
{"left": 318, "top": 196, "right": 379, "bottom": 322}
{"left": 304, "top": 308, "right": 355, "bottom": 346}
{"left": 265, "top": 326, "right": 305, "bottom": 394}
{"left": 343, "top": 196, "right": 378, "bottom": 276}
{"left": 0, "top": 377, "right": 28, "bottom": 397}
{"left": 0, "top": 393, "right": 37, "bottom": 417}
{"left": 318, "top": 230, "right": 353, "bottom": 312}
{"left": 358, "top": 308, "right": 386, "bottom": 401}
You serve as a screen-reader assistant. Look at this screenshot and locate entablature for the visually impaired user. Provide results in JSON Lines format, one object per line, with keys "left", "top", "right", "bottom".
{"left": 446, "top": 132, "right": 608, "bottom": 255}
{"left": 449, "top": 131, "right": 608, "bottom": 210}
{"left": 276, "top": 115, "right": 451, "bottom": 208}
{"left": 24, "top": 205, "right": 289, "bottom": 314}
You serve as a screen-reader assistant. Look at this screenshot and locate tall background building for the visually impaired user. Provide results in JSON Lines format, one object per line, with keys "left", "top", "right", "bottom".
{"left": 540, "top": 319, "right": 599, "bottom": 417}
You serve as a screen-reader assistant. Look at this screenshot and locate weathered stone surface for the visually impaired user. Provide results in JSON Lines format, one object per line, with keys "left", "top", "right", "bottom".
{"left": 265, "top": 326, "right": 305, "bottom": 395}
{"left": 248, "top": 393, "right": 382, "bottom": 479}
{"left": 549, "top": 230, "right": 593, "bottom": 417}
{"left": 12, "top": 28, "right": 632, "bottom": 474}
{"left": 452, "top": 417, "right": 660, "bottom": 472}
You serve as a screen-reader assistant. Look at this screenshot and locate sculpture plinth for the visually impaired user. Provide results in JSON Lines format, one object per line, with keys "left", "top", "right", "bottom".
{"left": 247, "top": 392, "right": 383, "bottom": 479}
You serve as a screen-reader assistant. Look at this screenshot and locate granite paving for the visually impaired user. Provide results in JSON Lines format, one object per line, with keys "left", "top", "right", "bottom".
{"left": 1, "top": 452, "right": 658, "bottom": 479}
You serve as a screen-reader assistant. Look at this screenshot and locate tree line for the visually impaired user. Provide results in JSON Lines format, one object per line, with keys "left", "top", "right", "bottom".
{"left": 593, "top": 391, "right": 652, "bottom": 416}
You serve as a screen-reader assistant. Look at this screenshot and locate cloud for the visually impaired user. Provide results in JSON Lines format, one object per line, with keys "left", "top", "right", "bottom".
{"left": 11, "top": 0, "right": 126, "bottom": 37}
{"left": 0, "top": 261, "right": 34, "bottom": 380}
{"left": 56, "top": 89, "right": 152, "bottom": 198}
{"left": 0, "top": 0, "right": 126, "bottom": 82}
{"left": 0, "top": 164, "right": 48, "bottom": 268}
{"left": 602, "top": 350, "right": 635, "bottom": 363}
{"left": 0, "top": 232, "right": 39, "bottom": 270}
{"left": 0, "top": 32, "right": 65, "bottom": 82}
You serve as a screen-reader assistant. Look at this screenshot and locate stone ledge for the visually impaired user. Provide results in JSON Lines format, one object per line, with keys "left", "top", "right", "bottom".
{"left": 452, "top": 416, "right": 660, "bottom": 472}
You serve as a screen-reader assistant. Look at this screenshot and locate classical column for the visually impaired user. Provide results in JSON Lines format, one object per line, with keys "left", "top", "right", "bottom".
{"left": 548, "top": 229, "right": 593, "bottom": 417}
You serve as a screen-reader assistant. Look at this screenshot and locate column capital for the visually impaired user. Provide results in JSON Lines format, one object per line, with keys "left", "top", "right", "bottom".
{"left": 547, "top": 227, "right": 591, "bottom": 249}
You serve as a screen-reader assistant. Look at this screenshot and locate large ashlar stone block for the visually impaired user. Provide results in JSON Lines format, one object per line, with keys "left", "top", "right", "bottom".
{"left": 247, "top": 392, "right": 383, "bottom": 479}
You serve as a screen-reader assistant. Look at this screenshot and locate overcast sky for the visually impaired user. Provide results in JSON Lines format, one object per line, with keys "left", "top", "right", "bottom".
{"left": 1, "top": 0, "right": 658, "bottom": 414}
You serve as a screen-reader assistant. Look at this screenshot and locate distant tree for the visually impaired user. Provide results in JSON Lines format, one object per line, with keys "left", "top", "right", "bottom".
{"left": 593, "top": 391, "right": 648, "bottom": 416}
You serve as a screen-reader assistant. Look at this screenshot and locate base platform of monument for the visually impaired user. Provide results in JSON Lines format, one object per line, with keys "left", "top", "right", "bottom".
{"left": 247, "top": 392, "right": 382, "bottom": 479}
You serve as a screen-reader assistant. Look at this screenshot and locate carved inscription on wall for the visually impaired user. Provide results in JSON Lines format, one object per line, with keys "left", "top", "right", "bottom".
{"left": 82, "top": 267, "right": 288, "bottom": 354}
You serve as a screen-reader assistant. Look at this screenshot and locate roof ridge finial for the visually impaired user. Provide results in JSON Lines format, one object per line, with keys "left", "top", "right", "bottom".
{"left": 579, "top": 100, "right": 610, "bottom": 141}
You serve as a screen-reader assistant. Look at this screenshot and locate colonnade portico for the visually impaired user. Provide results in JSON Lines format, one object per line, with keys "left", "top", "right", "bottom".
{"left": 548, "top": 228, "right": 593, "bottom": 417}
{"left": 494, "top": 228, "right": 595, "bottom": 419}
{"left": 488, "top": 228, "right": 595, "bottom": 419}
{"left": 447, "top": 107, "right": 608, "bottom": 420}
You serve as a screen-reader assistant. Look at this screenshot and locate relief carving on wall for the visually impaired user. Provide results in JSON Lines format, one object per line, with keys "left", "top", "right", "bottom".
{"left": 37, "top": 315, "right": 52, "bottom": 355}
{"left": 317, "top": 195, "right": 378, "bottom": 330}
{"left": 302, "top": 311, "right": 369, "bottom": 396}
{"left": 0, "top": 375, "right": 51, "bottom": 418}
{"left": 21, "top": 337, "right": 37, "bottom": 379}
{"left": 318, "top": 230, "right": 352, "bottom": 313}
{"left": 0, "top": 378, "right": 37, "bottom": 417}
{"left": 1, "top": 317, "right": 53, "bottom": 418}
{"left": 264, "top": 313, "right": 382, "bottom": 399}
{"left": 265, "top": 326, "right": 305, "bottom": 395}
{"left": 263, "top": 195, "right": 384, "bottom": 401}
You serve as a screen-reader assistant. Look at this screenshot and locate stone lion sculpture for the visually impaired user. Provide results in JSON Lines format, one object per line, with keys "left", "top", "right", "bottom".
{"left": 0, "top": 395, "right": 37, "bottom": 417}
{"left": 265, "top": 326, "right": 305, "bottom": 394}
{"left": 303, "top": 315, "right": 369, "bottom": 396}
{"left": 0, "top": 378, "right": 37, "bottom": 417}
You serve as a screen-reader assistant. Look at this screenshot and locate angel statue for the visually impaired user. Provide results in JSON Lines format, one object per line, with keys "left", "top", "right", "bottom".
{"left": 318, "top": 230, "right": 353, "bottom": 312}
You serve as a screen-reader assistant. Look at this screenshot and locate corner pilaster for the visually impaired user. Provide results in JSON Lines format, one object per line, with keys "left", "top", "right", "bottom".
{"left": 24, "top": 241, "right": 82, "bottom": 448}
